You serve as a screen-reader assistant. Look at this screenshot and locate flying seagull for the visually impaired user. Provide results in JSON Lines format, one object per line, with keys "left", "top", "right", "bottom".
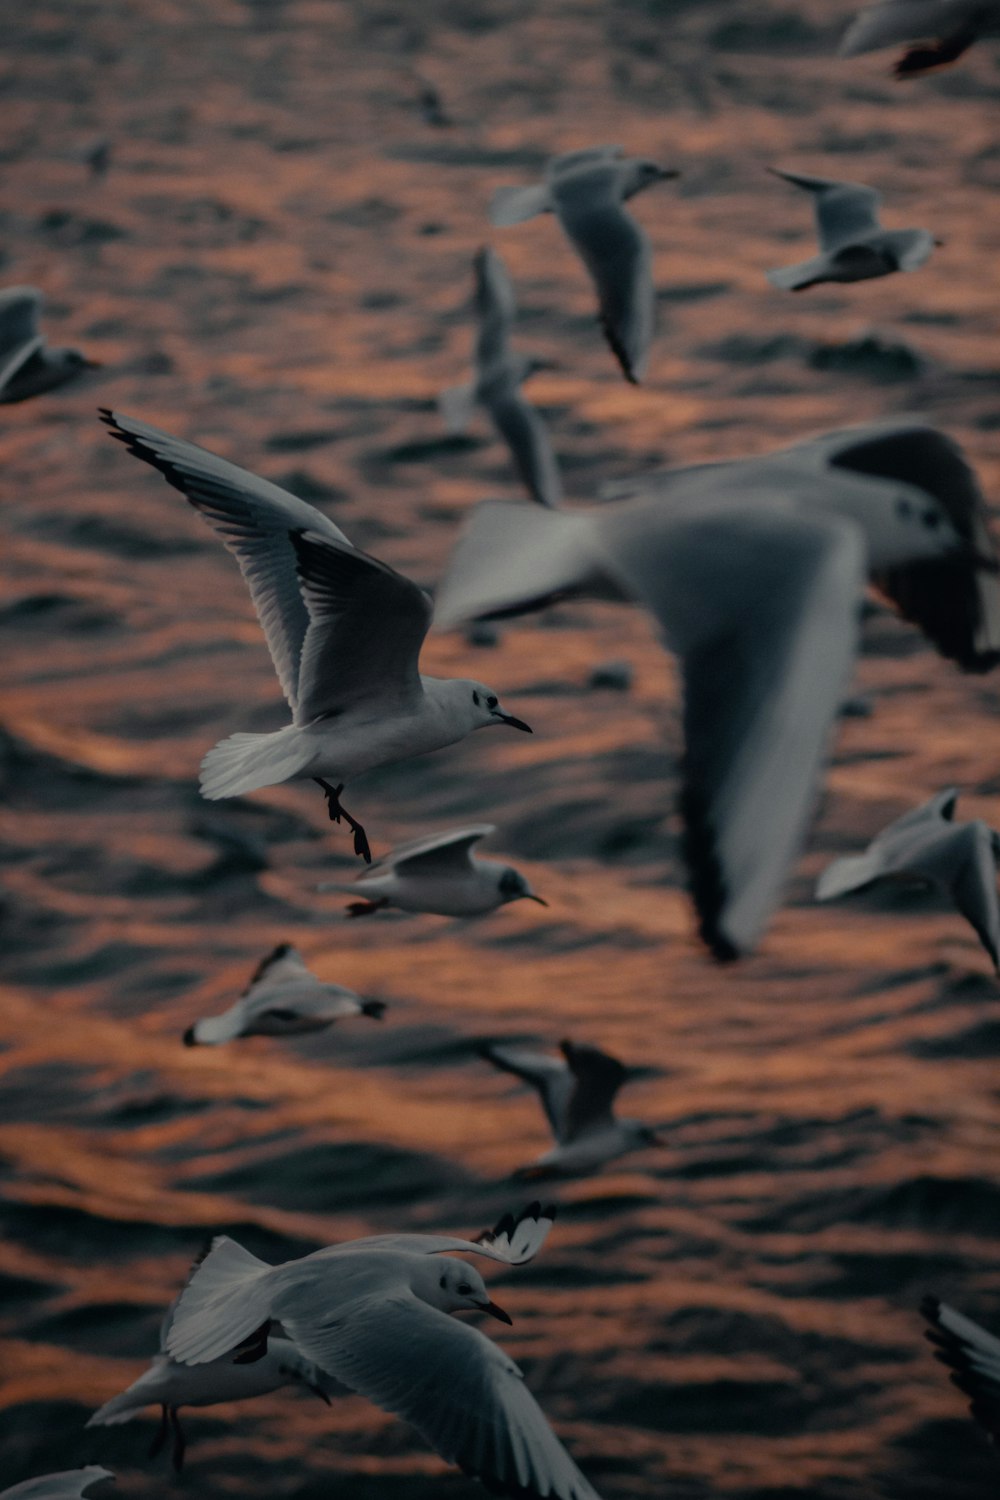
{"left": 433, "top": 428, "right": 978, "bottom": 960}
{"left": 766, "top": 168, "right": 935, "bottom": 291}
{"left": 182, "top": 942, "right": 385, "bottom": 1046}
{"left": 0, "top": 287, "right": 99, "bottom": 403}
{"left": 1, "top": 1475, "right": 113, "bottom": 1500}
{"left": 490, "top": 145, "right": 678, "bottom": 383}
{"left": 101, "top": 410, "right": 531, "bottom": 862}
{"left": 922, "top": 1296, "right": 1000, "bottom": 1447}
{"left": 440, "top": 247, "right": 562, "bottom": 507}
{"left": 481, "top": 1038, "right": 662, "bottom": 1177}
{"left": 161, "top": 1204, "right": 602, "bottom": 1500}
{"left": 816, "top": 788, "right": 1000, "bottom": 971}
{"left": 840, "top": 0, "right": 1000, "bottom": 75}
{"left": 319, "top": 824, "right": 547, "bottom": 917}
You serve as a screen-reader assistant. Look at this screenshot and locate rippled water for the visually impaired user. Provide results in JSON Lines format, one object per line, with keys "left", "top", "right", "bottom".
{"left": 2, "top": 2, "right": 1000, "bottom": 1496}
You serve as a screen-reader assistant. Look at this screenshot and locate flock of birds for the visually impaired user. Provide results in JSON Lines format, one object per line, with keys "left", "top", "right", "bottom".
{"left": 8, "top": 0, "right": 1000, "bottom": 1496}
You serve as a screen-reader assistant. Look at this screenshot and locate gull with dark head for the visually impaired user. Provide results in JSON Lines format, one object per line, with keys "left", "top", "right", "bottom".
{"left": 160, "top": 1204, "right": 602, "bottom": 1500}
{"left": 840, "top": 0, "right": 1000, "bottom": 75}
{"left": 481, "top": 1038, "right": 662, "bottom": 1178}
{"left": 922, "top": 1296, "right": 1000, "bottom": 1447}
{"left": 101, "top": 410, "right": 531, "bottom": 862}
{"left": 766, "top": 168, "right": 935, "bottom": 291}
{"left": 490, "top": 145, "right": 678, "bottom": 384}
{"left": 1, "top": 1475, "right": 112, "bottom": 1500}
{"left": 440, "top": 247, "right": 562, "bottom": 508}
{"left": 182, "top": 942, "right": 385, "bottom": 1046}
{"left": 319, "top": 823, "right": 547, "bottom": 917}
{"left": 816, "top": 788, "right": 1000, "bottom": 971}
{"left": 0, "top": 287, "right": 99, "bottom": 403}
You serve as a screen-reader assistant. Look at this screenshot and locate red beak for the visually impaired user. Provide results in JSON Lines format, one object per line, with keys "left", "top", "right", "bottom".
{"left": 480, "top": 1298, "right": 512, "bottom": 1326}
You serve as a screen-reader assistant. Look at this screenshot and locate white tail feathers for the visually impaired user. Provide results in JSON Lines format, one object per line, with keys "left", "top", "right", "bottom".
{"left": 489, "top": 183, "right": 552, "bottom": 227}
{"left": 166, "top": 1236, "right": 272, "bottom": 1366}
{"left": 187, "top": 1006, "right": 245, "bottom": 1045}
{"left": 766, "top": 261, "right": 823, "bottom": 291}
{"left": 199, "top": 730, "right": 309, "bottom": 800}
{"left": 87, "top": 1370, "right": 164, "bottom": 1427}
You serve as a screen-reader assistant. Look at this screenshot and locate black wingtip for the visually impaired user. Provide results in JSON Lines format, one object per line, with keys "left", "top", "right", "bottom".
{"left": 361, "top": 998, "right": 387, "bottom": 1020}
{"left": 182, "top": 1024, "right": 198, "bottom": 1047}
{"left": 679, "top": 777, "right": 742, "bottom": 963}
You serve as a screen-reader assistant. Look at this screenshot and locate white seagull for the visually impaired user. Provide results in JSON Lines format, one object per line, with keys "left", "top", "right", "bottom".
{"left": 766, "top": 168, "right": 935, "bottom": 291}
{"left": 1, "top": 1474, "right": 112, "bottom": 1500}
{"left": 318, "top": 824, "right": 547, "bottom": 917}
{"left": 816, "top": 788, "right": 1000, "bottom": 971}
{"left": 161, "top": 1204, "right": 600, "bottom": 1500}
{"left": 481, "top": 1038, "right": 662, "bottom": 1178}
{"left": 101, "top": 410, "right": 532, "bottom": 862}
{"left": 440, "top": 247, "right": 562, "bottom": 508}
{"left": 490, "top": 145, "right": 678, "bottom": 384}
{"left": 0, "top": 287, "right": 99, "bottom": 404}
{"left": 922, "top": 1296, "right": 1000, "bottom": 1446}
{"left": 182, "top": 942, "right": 385, "bottom": 1046}
{"left": 840, "top": 0, "right": 1000, "bottom": 75}
{"left": 433, "top": 426, "right": 980, "bottom": 960}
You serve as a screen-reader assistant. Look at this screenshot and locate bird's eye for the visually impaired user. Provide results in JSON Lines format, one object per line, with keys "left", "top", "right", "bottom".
{"left": 440, "top": 1274, "right": 447, "bottom": 1289}
{"left": 923, "top": 510, "right": 940, "bottom": 529}
{"left": 896, "top": 498, "right": 913, "bottom": 519}
{"left": 486, "top": 695, "right": 498, "bottom": 709}
{"left": 472, "top": 691, "right": 480, "bottom": 706}
{"left": 458, "top": 1282, "right": 472, "bottom": 1295}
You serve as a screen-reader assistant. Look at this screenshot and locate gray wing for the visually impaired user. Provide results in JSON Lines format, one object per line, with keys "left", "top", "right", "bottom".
{"left": 351, "top": 1203, "right": 556, "bottom": 1265}
{"left": 386, "top": 825, "right": 496, "bottom": 877}
{"left": 815, "top": 789, "right": 958, "bottom": 900}
{"left": 561, "top": 1040, "right": 627, "bottom": 1137}
{"left": 0, "top": 287, "right": 41, "bottom": 355}
{"left": 279, "top": 1294, "right": 600, "bottom": 1500}
{"left": 770, "top": 168, "right": 883, "bottom": 249}
{"left": 485, "top": 386, "right": 563, "bottom": 508}
{"left": 481, "top": 1042, "right": 574, "bottom": 1142}
{"left": 290, "top": 530, "right": 432, "bottom": 721}
{"left": 923, "top": 1296, "right": 1000, "bottom": 1444}
{"left": 243, "top": 941, "right": 313, "bottom": 995}
{"left": 474, "top": 247, "right": 517, "bottom": 371}
{"left": 550, "top": 146, "right": 624, "bottom": 176}
{"left": 1, "top": 1474, "right": 114, "bottom": 1500}
{"left": 917, "top": 821, "right": 1000, "bottom": 971}
{"left": 558, "top": 191, "right": 654, "bottom": 382}
{"left": 101, "top": 410, "right": 351, "bottom": 713}
{"left": 840, "top": 0, "right": 976, "bottom": 52}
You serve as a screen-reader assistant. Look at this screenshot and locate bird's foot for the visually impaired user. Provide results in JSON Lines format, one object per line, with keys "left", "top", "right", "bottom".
{"left": 346, "top": 898, "right": 389, "bottom": 918}
{"left": 314, "top": 780, "right": 372, "bottom": 862}
{"left": 169, "top": 1407, "right": 186, "bottom": 1474}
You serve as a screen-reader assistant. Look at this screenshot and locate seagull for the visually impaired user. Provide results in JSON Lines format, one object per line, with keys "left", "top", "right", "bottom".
{"left": 480, "top": 1039, "right": 662, "bottom": 1178}
{"left": 1, "top": 1474, "right": 112, "bottom": 1500}
{"left": 490, "top": 145, "right": 678, "bottom": 384}
{"left": 433, "top": 427, "right": 979, "bottom": 960}
{"left": 839, "top": 0, "right": 1000, "bottom": 75}
{"left": 921, "top": 1296, "right": 1000, "bottom": 1446}
{"left": 182, "top": 942, "right": 385, "bottom": 1046}
{"left": 766, "top": 168, "right": 935, "bottom": 291}
{"left": 440, "top": 247, "right": 562, "bottom": 508}
{"left": 87, "top": 1294, "right": 334, "bottom": 1473}
{"left": 100, "top": 410, "right": 532, "bottom": 862}
{"left": 318, "top": 824, "right": 547, "bottom": 917}
{"left": 161, "top": 1204, "right": 600, "bottom": 1500}
{"left": 0, "top": 287, "right": 99, "bottom": 403}
{"left": 816, "top": 788, "right": 1000, "bottom": 971}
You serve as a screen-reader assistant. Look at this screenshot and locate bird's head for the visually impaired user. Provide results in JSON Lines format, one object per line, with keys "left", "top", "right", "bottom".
{"left": 498, "top": 866, "right": 548, "bottom": 907}
{"left": 423, "top": 1258, "right": 512, "bottom": 1324}
{"left": 457, "top": 680, "right": 532, "bottom": 735}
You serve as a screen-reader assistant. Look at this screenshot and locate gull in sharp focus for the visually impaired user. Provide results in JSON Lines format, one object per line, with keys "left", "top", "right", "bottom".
{"left": 490, "top": 145, "right": 678, "bottom": 384}
{"left": 162, "top": 1204, "right": 602, "bottom": 1500}
{"left": 840, "top": 0, "right": 1000, "bottom": 74}
{"left": 319, "top": 823, "right": 547, "bottom": 917}
{"left": 101, "top": 410, "right": 532, "bottom": 862}
{"left": 922, "top": 1296, "right": 1000, "bottom": 1447}
{"left": 433, "top": 424, "right": 981, "bottom": 960}
{"left": 1, "top": 1475, "right": 113, "bottom": 1500}
{"left": 816, "top": 788, "right": 1000, "bottom": 971}
{"left": 87, "top": 1289, "right": 334, "bottom": 1472}
{"left": 440, "top": 247, "right": 562, "bottom": 507}
{"left": 0, "top": 287, "right": 99, "bottom": 403}
{"left": 766, "top": 168, "right": 935, "bottom": 291}
{"left": 481, "top": 1038, "right": 662, "bottom": 1178}
{"left": 182, "top": 942, "right": 385, "bottom": 1046}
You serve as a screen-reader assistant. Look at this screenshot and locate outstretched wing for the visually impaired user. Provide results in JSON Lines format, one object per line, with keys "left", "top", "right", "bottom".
{"left": 0, "top": 286, "right": 41, "bottom": 355}
{"left": 485, "top": 386, "right": 563, "bottom": 508}
{"left": 918, "top": 821, "right": 1000, "bottom": 972}
{"left": 561, "top": 1040, "right": 628, "bottom": 1137}
{"left": 474, "top": 247, "right": 517, "bottom": 371}
{"left": 559, "top": 191, "right": 654, "bottom": 383}
{"left": 922, "top": 1296, "right": 1000, "bottom": 1445}
{"left": 384, "top": 825, "right": 496, "bottom": 877}
{"left": 101, "top": 410, "right": 351, "bottom": 713}
{"left": 840, "top": 0, "right": 969, "bottom": 54}
{"left": 351, "top": 1203, "right": 556, "bottom": 1266}
{"left": 482, "top": 1042, "right": 575, "bottom": 1142}
{"left": 769, "top": 168, "right": 882, "bottom": 249}
{"left": 1, "top": 1472, "right": 114, "bottom": 1500}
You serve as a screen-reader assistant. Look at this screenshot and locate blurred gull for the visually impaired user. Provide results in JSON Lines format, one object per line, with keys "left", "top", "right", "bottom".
{"left": 182, "top": 942, "right": 385, "bottom": 1046}
{"left": 433, "top": 423, "right": 981, "bottom": 960}
{"left": 481, "top": 1038, "right": 662, "bottom": 1178}
{"left": 440, "top": 247, "right": 562, "bottom": 507}
{"left": 766, "top": 168, "right": 935, "bottom": 291}
{"left": 87, "top": 1291, "right": 334, "bottom": 1471}
{"left": 101, "top": 410, "right": 532, "bottom": 862}
{"left": 0, "top": 288, "right": 99, "bottom": 404}
{"left": 1, "top": 1475, "right": 112, "bottom": 1500}
{"left": 816, "top": 788, "right": 1000, "bottom": 971}
{"left": 319, "top": 823, "right": 547, "bottom": 917}
{"left": 162, "top": 1205, "right": 604, "bottom": 1500}
{"left": 922, "top": 1297, "right": 1000, "bottom": 1445}
{"left": 840, "top": 0, "right": 1000, "bottom": 74}
{"left": 490, "top": 145, "right": 678, "bottom": 384}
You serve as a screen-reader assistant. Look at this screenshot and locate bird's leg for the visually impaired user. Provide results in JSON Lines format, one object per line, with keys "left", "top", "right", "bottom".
{"left": 346, "top": 897, "right": 389, "bottom": 918}
{"left": 148, "top": 1403, "right": 170, "bottom": 1459}
{"left": 169, "top": 1407, "right": 186, "bottom": 1473}
{"left": 313, "top": 780, "right": 372, "bottom": 863}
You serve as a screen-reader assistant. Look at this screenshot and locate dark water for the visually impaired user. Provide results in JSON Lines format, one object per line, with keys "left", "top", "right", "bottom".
{"left": 2, "top": 2, "right": 1000, "bottom": 1496}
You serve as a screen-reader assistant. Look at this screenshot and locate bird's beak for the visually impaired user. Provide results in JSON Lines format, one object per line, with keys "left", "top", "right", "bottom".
{"left": 934, "top": 238, "right": 946, "bottom": 247}
{"left": 657, "top": 167, "right": 681, "bottom": 180}
{"left": 492, "top": 711, "right": 532, "bottom": 733}
{"left": 479, "top": 1298, "right": 513, "bottom": 1326}
{"left": 523, "top": 893, "right": 548, "bottom": 906}
{"left": 182, "top": 1025, "right": 199, "bottom": 1047}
